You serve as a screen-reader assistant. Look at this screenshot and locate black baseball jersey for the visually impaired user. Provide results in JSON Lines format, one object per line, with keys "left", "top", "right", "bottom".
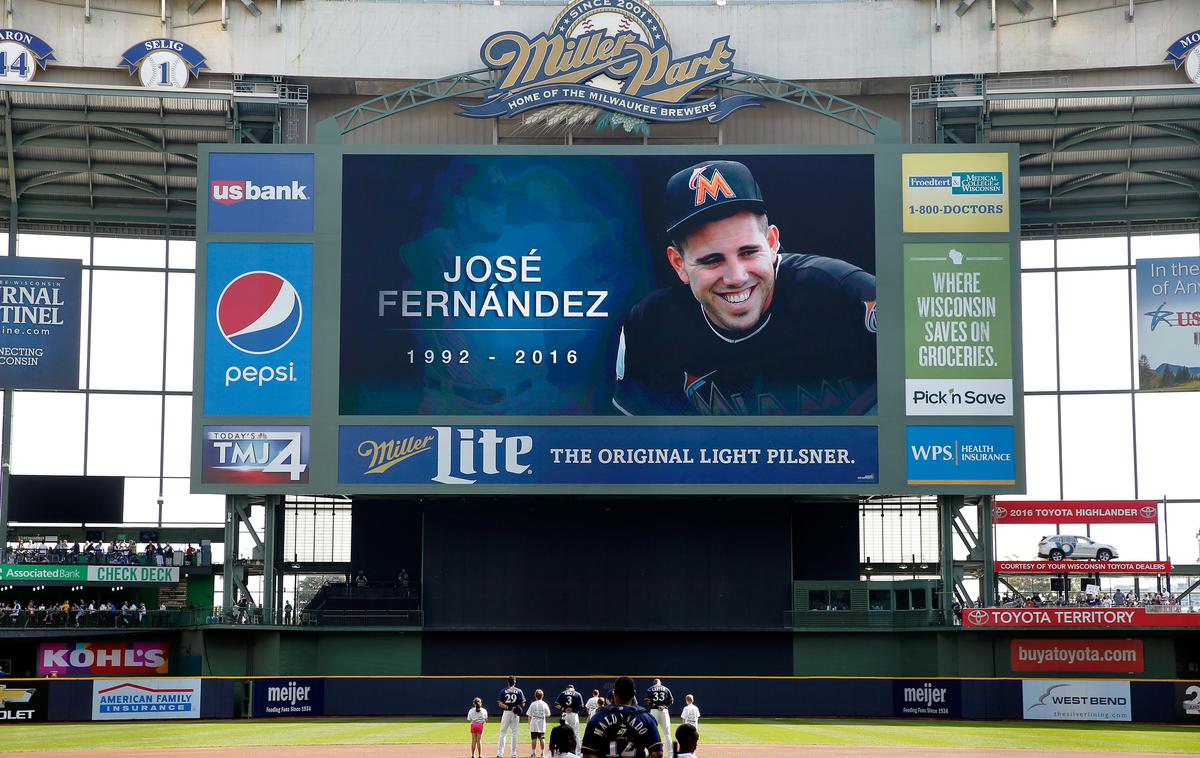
{"left": 498, "top": 685, "right": 527, "bottom": 713}
{"left": 613, "top": 253, "right": 877, "bottom": 416}
{"left": 556, "top": 688, "right": 586, "bottom": 713}
{"left": 581, "top": 703, "right": 663, "bottom": 757}
{"left": 644, "top": 684, "right": 673, "bottom": 709}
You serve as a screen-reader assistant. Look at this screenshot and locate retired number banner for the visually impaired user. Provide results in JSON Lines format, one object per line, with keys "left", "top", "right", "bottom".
{"left": 993, "top": 500, "right": 1158, "bottom": 524}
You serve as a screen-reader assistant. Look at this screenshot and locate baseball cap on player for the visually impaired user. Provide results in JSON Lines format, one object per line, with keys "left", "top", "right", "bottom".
{"left": 664, "top": 160, "right": 766, "bottom": 239}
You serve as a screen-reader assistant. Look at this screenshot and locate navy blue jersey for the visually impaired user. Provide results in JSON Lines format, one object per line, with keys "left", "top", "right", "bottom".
{"left": 614, "top": 253, "right": 877, "bottom": 416}
{"left": 582, "top": 703, "right": 663, "bottom": 757}
{"left": 644, "top": 684, "right": 673, "bottom": 709}
{"left": 556, "top": 688, "right": 585, "bottom": 713}
{"left": 498, "top": 686, "right": 527, "bottom": 713}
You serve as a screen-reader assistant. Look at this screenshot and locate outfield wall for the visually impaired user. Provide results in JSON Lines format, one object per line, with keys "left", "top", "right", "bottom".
{"left": 5, "top": 674, "right": 1195, "bottom": 724}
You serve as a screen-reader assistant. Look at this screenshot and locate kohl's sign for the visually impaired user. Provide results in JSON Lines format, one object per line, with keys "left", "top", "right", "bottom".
{"left": 39, "top": 643, "right": 169, "bottom": 676}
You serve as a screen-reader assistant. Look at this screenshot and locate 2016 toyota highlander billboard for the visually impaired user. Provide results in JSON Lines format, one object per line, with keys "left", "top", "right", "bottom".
{"left": 193, "top": 146, "right": 1022, "bottom": 494}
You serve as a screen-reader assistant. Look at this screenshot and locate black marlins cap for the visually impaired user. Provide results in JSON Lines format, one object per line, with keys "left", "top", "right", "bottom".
{"left": 664, "top": 160, "right": 766, "bottom": 238}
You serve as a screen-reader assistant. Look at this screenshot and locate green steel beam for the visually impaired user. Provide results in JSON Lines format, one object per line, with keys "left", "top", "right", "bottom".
{"left": 8, "top": 199, "right": 196, "bottom": 224}
{"left": 12, "top": 159, "right": 194, "bottom": 177}
{"left": 316, "top": 68, "right": 902, "bottom": 143}
{"left": 317, "top": 70, "right": 496, "bottom": 143}
{"left": 1023, "top": 182, "right": 1193, "bottom": 201}
{"left": 990, "top": 107, "right": 1200, "bottom": 128}
{"left": 5, "top": 107, "right": 227, "bottom": 129}
{"left": 985, "top": 84, "right": 1200, "bottom": 102}
{"left": 15, "top": 136, "right": 201, "bottom": 156}
{"left": 20, "top": 184, "right": 194, "bottom": 202}
{"left": 1021, "top": 199, "right": 1200, "bottom": 224}
{"left": 1020, "top": 157, "right": 1200, "bottom": 177}
{"left": 1016, "top": 136, "right": 1200, "bottom": 153}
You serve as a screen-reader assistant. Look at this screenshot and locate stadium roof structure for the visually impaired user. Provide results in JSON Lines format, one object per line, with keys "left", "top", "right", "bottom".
{"left": 913, "top": 77, "right": 1200, "bottom": 234}
{"left": 0, "top": 79, "right": 304, "bottom": 235}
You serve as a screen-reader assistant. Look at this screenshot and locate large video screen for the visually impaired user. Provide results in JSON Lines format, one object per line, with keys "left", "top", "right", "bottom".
{"left": 339, "top": 154, "right": 877, "bottom": 417}
{"left": 193, "top": 145, "right": 1024, "bottom": 495}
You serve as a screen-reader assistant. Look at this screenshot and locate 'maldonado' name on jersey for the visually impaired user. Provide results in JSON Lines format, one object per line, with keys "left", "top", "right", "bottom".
{"left": 582, "top": 703, "right": 663, "bottom": 757}
{"left": 614, "top": 253, "right": 877, "bottom": 416}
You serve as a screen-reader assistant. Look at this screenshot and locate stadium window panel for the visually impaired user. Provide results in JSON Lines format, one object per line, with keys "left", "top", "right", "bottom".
{"left": 1018, "top": 394, "right": 1061, "bottom": 500}
{"left": 161, "top": 395, "right": 191, "bottom": 478}
{"left": 169, "top": 240, "right": 196, "bottom": 269}
{"left": 1059, "top": 393, "right": 1135, "bottom": 499}
{"left": 86, "top": 393, "right": 163, "bottom": 477}
{"left": 121, "top": 476, "right": 160, "bottom": 522}
{"left": 164, "top": 272, "right": 195, "bottom": 392}
{"left": 868, "top": 589, "right": 891, "bottom": 611}
{"left": 1057, "top": 235, "right": 1126, "bottom": 268}
{"left": 92, "top": 236, "right": 166, "bottom": 269}
{"left": 11, "top": 392, "right": 85, "bottom": 475}
{"left": 1021, "top": 272, "right": 1057, "bottom": 392}
{"left": 808, "top": 590, "right": 831, "bottom": 611}
{"left": 1057, "top": 269, "right": 1131, "bottom": 391}
{"left": 17, "top": 233, "right": 89, "bottom": 264}
{"left": 89, "top": 270, "right": 166, "bottom": 391}
{"left": 1134, "top": 392, "right": 1200, "bottom": 500}
{"left": 1020, "top": 239, "right": 1054, "bottom": 269}
{"left": 160, "top": 478, "right": 223, "bottom": 523}
{"left": 909, "top": 589, "right": 926, "bottom": 610}
{"left": 1131, "top": 232, "right": 1199, "bottom": 261}
{"left": 78, "top": 272, "right": 91, "bottom": 388}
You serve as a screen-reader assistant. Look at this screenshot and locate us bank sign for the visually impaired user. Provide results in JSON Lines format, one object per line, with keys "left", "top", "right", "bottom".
{"left": 458, "top": 0, "right": 761, "bottom": 123}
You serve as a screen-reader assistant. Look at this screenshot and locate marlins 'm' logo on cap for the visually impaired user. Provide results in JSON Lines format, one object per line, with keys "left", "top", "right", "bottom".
{"left": 665, "top": 159, "right": 766, "bottom": 237}
{"left": 689, "top": 165, "right": 736, "bottom": 206}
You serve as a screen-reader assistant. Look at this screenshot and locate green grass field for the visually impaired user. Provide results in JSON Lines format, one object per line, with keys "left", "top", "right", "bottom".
{"left": 0, "top": 718, "right": 1197, "bottom": 754}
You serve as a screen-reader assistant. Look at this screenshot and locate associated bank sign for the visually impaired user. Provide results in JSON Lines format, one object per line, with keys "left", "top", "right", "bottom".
{"left": 0, "top": 564, "right": 179, "bottom": 584}
{"left": 459, "top": 0, "right": 761, "bottom": 123}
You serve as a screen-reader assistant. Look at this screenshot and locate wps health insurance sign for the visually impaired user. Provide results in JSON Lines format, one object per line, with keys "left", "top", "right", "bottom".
{"left": 904, "top": 243, "right": 1013, "bottom": 416}
{"left": 0, "top": 255, "right": 81, "bottom": 390}
{"left": 1022, "top": 680, "right": 1131, "bottom": 722}
{"left": 92, "top": 678, "right": 201, "bottom": 720}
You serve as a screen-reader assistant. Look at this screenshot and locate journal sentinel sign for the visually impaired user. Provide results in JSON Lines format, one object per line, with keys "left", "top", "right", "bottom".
{"left": 906, "top": 425, "right": 1015, "bottom": 486}
{"left": 207, "top": 152, "right": 313, "bottom": 233}
{"left": 339, "top": 425, "right": 878, "bottom": 486}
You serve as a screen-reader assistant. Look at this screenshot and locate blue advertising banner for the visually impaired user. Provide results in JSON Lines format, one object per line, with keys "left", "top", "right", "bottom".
{"left": 339, "top": 425, "right": 878, "bottom": 486}
{"left": 906, "top": 425, "right": 1015, "bottom": 485}
{"left": 203, "top": 243, "right": 312, "bottom": 415}
{"left": 340, "top": 153, "right": 877, "bottom": 417}
{"left": 208, "top": 153, "right": 314, "bottom": 233}
{"left": 892, "top": 679, "right": 962, "bottom": 719}
{"left": 1135, "top": 256, "right": 1200, "bottom": 390}
{"left": 201, "top": 426, "right": 310, "bottom": 485}
{"left": 0, "top": 256, "right": 81, "bottom": 390}
{"left": 252, "top": 678, "right": 324, "bottom": 718}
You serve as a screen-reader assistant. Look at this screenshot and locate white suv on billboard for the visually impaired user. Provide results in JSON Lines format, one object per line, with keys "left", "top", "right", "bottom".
{"left": 1037, "top": 535, "right": 1118, "bottom": 561}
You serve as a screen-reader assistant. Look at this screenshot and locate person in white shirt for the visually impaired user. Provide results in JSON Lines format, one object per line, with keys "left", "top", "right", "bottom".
{"left": 584, "top": 689, "right": 602, "bottom": 721}
{"left": 680, "top": 694, "right": 700, "bottom": 732}
{"left": 467, "top": 697, "right": 488, "bottom": 758}
{"left": 674, "top": 723, "right": 699, "bottom": 758}
{"left": 527, "top": 689, "right": 553, "bottom": 758}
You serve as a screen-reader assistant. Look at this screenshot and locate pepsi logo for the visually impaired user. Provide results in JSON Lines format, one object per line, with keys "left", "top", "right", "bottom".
{"left": 1140, "top": 506, "right": 1157, "bottom": 520}
{"left": 967, "top": 609, "right": 988, "bottom": 626}
{"left": 217, "top": 272, "right": 302, "bottom": 354}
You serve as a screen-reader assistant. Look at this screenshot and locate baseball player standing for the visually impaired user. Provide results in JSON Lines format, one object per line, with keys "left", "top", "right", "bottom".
{"left": 581, "top": 676, "right": 663, "bottom": 758}
{"left": 555, "top": 683, "right": 586, "bottom": 743}
{"left": 613, "top": 159, "right": 877, "bottom": 417}
{"left": 679, "top": 694, "right": 700, "bottom": 732}
{"left": 643, "top": 679, "right": 674, "bottom": 751}
{"left": 496, "top": 675, "right": 527, "bottom": 758}
{"left": 528, "top": 689, "right": 553, "bottom": 758}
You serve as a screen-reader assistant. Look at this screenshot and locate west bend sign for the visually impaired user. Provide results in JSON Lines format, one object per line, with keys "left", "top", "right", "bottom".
{"left": 459, "top": 0, "right": 761, "bottom": 123}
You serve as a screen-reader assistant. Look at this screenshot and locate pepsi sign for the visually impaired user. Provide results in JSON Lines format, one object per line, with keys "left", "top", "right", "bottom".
{"left": 207, "top": 152, "right": 313, "bottom": 233}
{"left": 201, "top": 426, "right": 310, "bottom": 484}
{"left": 204, "top": 243, "right": 311, "bottom": 415}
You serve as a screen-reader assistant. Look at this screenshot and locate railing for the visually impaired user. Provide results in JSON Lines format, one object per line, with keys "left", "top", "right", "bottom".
{"left": 0, "top": 608, "right": 208, "bottom": 630}
{"left": 785, "top": 609, "right": 943, "bottom": 629}
{"left": 298, "top": 609, "right": 423, "bottom": 627}
{"left": 1, "top": 547, "right": 207, "bottom": 567}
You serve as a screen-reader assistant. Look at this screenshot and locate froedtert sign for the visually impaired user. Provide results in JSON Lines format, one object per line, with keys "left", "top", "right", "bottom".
{"left": 0, "top": 564, "right": 179, "bottom": 584}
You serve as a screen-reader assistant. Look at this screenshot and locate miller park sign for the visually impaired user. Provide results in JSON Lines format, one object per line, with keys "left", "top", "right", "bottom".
{"left": 458, "top": 0, "right": 762, "bottom": 123}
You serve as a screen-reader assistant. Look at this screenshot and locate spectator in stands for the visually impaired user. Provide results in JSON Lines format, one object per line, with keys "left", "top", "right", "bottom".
{"left": 186, "top": 544, "right": 196, "bottom": 565}
{"left": 467, "top": 696, "right": 488, "bottom": 758}
{"left": 163, "top": 544, "right": 174, "bottom": 564}
{"left": 155, "top": 543, "right": 165, "bottom": 566}
{"left": 674, "top": 723, "right": 700, "bottom": 758}
{"left": 283, "top": 600, "right": 294, "bottom": 625}
{"left": 356, "top": 571, "right": 368, "bottom": 588}
{"left": 549, "top": 716, "right": 579, "bottom": 757}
